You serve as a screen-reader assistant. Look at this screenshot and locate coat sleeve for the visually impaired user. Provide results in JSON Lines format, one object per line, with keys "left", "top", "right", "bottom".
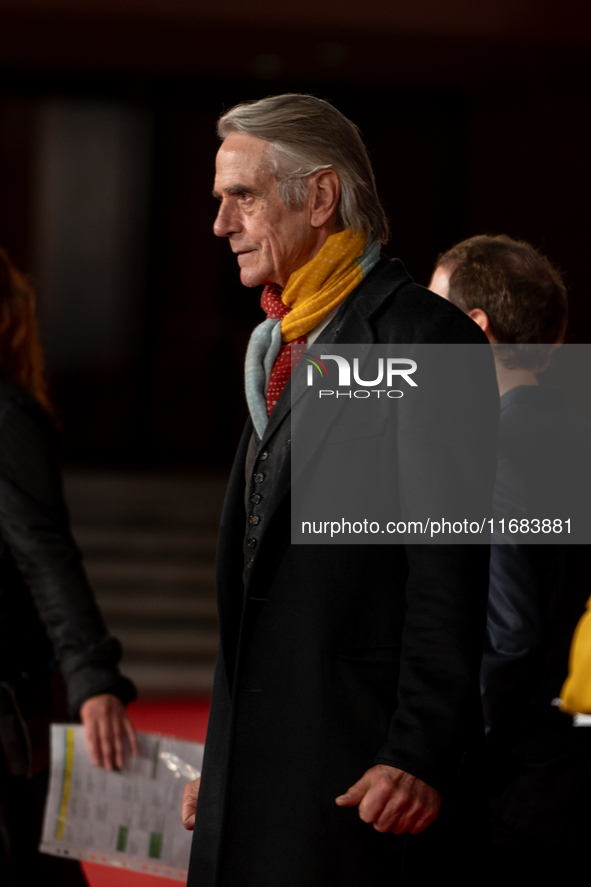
{"left": 373, "top": 311, "right": 499, "bottom": 791}
{"left": 0, "top": 393, "right": 135, "bottom": 717}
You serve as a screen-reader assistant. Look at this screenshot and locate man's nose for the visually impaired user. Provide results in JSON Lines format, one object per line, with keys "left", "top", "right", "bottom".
{"left": 213, "top": 202, "right": 241, "bottom": 238}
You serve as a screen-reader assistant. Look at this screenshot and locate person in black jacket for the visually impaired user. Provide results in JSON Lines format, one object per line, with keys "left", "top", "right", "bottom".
{"left": 181, "top": 94, "right": 499, "bottom": 887}
{"left": 0, "top": 248, "right": 138, "bottom": 885}
{"left": 430, "top": 234, "right": 591, "bottom": 883}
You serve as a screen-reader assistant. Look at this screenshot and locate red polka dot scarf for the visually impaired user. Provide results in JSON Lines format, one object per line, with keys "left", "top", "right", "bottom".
{"left": 261, "top": 286, "right": 306, "bottom": 416}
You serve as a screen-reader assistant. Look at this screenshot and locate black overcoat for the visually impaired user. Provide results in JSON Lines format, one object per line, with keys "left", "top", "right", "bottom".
{"left": 188, "top": 258, "right": 499, "bottom": 886}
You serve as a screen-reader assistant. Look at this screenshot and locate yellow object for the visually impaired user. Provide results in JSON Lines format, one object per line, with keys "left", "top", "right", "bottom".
{"left": 280, "top": 229, "right": 369, "bottom": 343}
{"left": 560, "top": 595, "right": 591, "bottom": 714}
{"left": 56, "top": 727, "right": 75, "bottom": 839}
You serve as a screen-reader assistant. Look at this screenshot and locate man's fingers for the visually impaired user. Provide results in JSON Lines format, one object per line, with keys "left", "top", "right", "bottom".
{"left": 359, "top": 777, "right": 405, "bottom": 824}
{"left": 387, "top": 802, "right": 422, "bottom": 835}
{"left": 335, "top": 773, "right": 372, "bottom": 806}
{"left": 372, "top": 793, "right": 412, "bottom": 832}
{"left": 407, "top": 806, "right": 438, "bottom": 835}
{"left": 336, "top": 764, "right": 442, "bottom": 835}
{"left": 375, "top": 792, "right": 439, "bottom": 835}
{"left": 373, "top": 798, "right": 437, "bottom": 835}
{"left": 182, "top": 778, "right": 201, "bottom": 831}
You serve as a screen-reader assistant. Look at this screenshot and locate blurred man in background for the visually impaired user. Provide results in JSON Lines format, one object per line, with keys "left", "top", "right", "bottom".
{"left": 430, "top": 234, "right": 591, "bottom": 883}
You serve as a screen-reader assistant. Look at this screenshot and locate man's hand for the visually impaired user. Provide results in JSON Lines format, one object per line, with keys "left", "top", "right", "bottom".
{"left": 182, "top": 777, "right": 201, "bottom": 830}
{"left": 80, "top": 693, "right": 139, "bottom": 771}
{"left": 335, "top": 764, "right": 441, "bottom": 835}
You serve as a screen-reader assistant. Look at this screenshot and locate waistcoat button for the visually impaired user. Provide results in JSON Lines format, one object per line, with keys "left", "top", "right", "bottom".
{"left": 249, "top": 515, "right": 260, "bottom": 525}
{"left": 253, "top": 472, "right": 264, "bottom": 484}
{"left": 247, "top": 537, "right": 257, "bottom": 549}
{"left": 259, "top": 451, "right": 269, "bottom": 461}
{"left": 251, "top": 493, "right": 261, "bottom": 504}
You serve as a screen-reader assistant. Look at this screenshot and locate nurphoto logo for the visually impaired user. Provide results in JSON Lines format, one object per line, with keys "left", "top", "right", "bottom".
{"left": 305, "top": 353, "right": 418, "bottom": 399}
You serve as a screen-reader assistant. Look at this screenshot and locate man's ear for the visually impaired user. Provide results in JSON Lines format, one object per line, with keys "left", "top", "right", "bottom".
{"left": 309, "top": 170, "right": 340, "bottom": 229}
{"left": 467, "top": 308, "right": 496, "bottom": 343}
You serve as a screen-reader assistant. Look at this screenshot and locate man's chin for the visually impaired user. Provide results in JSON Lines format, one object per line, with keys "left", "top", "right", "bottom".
{"left": 239, "top": 268, "right": 268, "bottom": 288}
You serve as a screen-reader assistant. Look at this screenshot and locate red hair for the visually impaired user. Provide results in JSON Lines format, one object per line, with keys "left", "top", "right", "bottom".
{"left": 0, "top": 248, "right": 54, "bottom": 416}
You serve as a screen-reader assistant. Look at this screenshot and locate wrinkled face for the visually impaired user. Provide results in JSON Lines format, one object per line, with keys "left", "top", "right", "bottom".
{"left": 213, "top": 132, "right": 320, "bottom": 288}
{"left": 428, "top": 264, "right": 452, "bottom": 300}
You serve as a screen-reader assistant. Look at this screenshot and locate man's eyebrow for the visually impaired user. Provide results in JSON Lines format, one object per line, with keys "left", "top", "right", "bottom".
{"left": 212, "top": 184, "right": 257, "bottom": 199}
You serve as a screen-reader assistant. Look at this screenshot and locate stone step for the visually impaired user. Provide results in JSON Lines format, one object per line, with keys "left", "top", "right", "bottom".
{"left": 120, "top": 662, "right": 216, "bottom": 696}
{"left": 94, "top": 592, "right": 218, "bottom": 619}
{"left": 85, "top": 561, "right": 216, "bottom": 585}
{"left": 73, "top": 527, "right": 218, "bottom": 555}
{"left": 63, "top": 470, "right": 227, "bottom": 696}
{"left": 64, "top": 472, "right": 227, "bottom": 525}
{"left": 114, "top": 627, "right": 220, "bottom": 656}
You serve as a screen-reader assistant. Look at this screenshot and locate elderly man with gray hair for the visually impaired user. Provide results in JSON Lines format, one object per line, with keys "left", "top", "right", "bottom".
{"left": 181, "top": 94, "right": 498, "bottom": 886}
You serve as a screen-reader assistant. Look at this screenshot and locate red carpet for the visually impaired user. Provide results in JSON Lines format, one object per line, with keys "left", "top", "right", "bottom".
{"left": 81, "top": 698, "right": 210, "bottom": 887}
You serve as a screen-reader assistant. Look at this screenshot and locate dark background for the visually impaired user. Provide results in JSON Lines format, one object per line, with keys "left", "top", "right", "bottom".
{"left": 1, "top": 0, "right": 590, "bottom": 468}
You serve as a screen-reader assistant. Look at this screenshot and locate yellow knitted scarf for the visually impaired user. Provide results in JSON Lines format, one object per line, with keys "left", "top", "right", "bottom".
{"left": 280, "top": 229, "right": 370, "bottom": 343}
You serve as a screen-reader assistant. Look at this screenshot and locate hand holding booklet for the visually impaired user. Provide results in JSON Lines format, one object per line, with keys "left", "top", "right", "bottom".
{"left": 40, "top": 723, "right": 204, "bottom": 881}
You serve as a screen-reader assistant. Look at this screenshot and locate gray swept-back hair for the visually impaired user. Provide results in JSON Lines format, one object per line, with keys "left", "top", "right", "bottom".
{"left": 217, "top": 94, "right": 390, "bottom": 244}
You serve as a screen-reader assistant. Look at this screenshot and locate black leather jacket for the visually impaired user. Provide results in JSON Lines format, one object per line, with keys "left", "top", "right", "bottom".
{"left": 0, "top": 381, "right": 135, "bottom": 774}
